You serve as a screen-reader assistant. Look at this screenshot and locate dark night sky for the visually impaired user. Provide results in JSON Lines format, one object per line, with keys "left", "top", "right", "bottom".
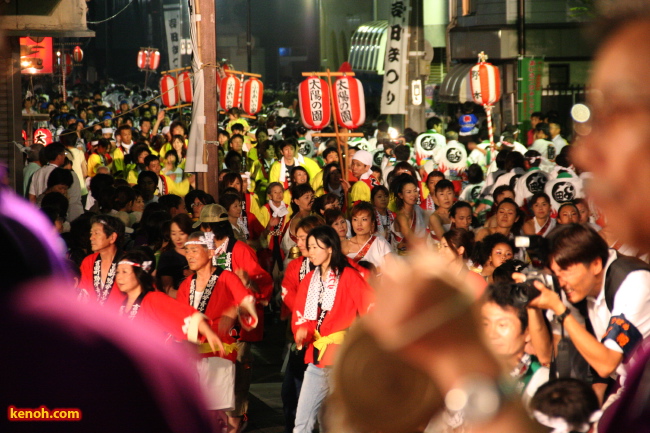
{"left": 85, "top": 0, "right": 320, "bottom": 87}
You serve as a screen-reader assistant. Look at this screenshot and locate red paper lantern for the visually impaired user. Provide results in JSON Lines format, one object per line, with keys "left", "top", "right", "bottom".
{"left": 242, "top": 77, "right": 264, "bottom": 115}
{"left": 160, "top": 75, "right": 179, "bottom": 107}
{"left": 178, "top": 71, "right": 193, "bottom": 103}
{"left": 298, "top": 77, "right": 331, "bottom": 130}
{"left": 149, "top": 50, "right": 160, "bottom": 70}
{"left": 469, "top": 52, "right": 501, "bottom": 106}
{"left": 332, "top": 76, "right": 365, "bottom": 130}
{"left": 219, "top": 75, "right": 242, "bottom": 110}
{"left": 33, "top": 128, "right": 53, "bottom": 146}
{"left": 22, "top": 130, "right": 27, "bottom": 144}
{"left": 73, "top": 46, "right": 83, "bottom": 63}
{"left": 137, "top": 50, "right": 147, "bottom": 70}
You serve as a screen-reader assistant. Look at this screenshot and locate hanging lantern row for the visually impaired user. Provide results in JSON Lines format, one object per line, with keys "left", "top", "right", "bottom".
{"left": 178, "top": 71, "right": 193, "bottom": 104}
{"left": 160, "top": 75, "right": 179, "bottom": 108}
{"left": 469, "top": 51, "right": 501, "bottom": 151}
{"left": 137, "top": 48, "right": 160, "bottom": 71}
{"left": 217, "top": 74, "right": 265, "bottom": 115}
{"left": 298, "top": 75, "right": 366, "bottom": 131}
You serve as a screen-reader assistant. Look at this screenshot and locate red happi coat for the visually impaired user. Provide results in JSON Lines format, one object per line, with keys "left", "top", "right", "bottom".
{"left": 282, "top": 256, "right": 370, "bottom": 319}
{"left": 79, "top": 252, "right": 126, "bottom": 308}
{"left": 292, "top": 266, "right": 374, "bottom": 368}
{"left": 218, "top": 239, "right": 273, "bottom": 342}
{"left": 123, "top": 291, "right": 202, "bottom": 342}
{"left": 177, "top": 268, "right": 252, "bottom": 362}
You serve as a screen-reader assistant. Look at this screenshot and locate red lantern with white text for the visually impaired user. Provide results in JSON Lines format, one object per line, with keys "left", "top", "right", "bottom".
{"left": 242, "top": 77, "right": 264, "bottom": 115}
{"left": 160, "top": 75, "right": 179, "bottom": 107}
{"left": 33, "top": 128, "right": 53, "bottom": 146}
{"left": 137, "top": 50, "right": 148, "bottom": 70}
{"left": 149, "top": 50, "right": 160, "bottom": 70}
{"left": 73, "top": 46, "right": 83, "bottom": 63}
{"left": 298, "top": 76, "right": 331, "bottom": 130}
{"left": 178, "top": 71, "right": 193, "bottom": 103}
{"left": 332, "top": 76, "right": 365, "bottom": 130}
{"left": 469, "top": 51, "right": 502, "bottom": 151}
{"left": 219, "top": 75, "right": 242, "bottom": 110}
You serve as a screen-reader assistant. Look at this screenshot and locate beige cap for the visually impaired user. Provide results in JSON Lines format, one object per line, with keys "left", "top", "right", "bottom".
{"left": 192, "top": 204, "right": 229, "bottom": 228}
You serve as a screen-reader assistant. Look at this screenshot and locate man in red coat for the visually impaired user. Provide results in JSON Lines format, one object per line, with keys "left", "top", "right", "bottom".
{"left": 78, "top": 215, "right": 126, "bottom": 308}
{"left": 194, "top": 204, "right": 273, "bottom": 432}
{"left": 176, "top": 230, "right": 257, "bottom": 433}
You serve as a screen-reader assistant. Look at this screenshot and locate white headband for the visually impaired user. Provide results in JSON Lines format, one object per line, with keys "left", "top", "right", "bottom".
{"left": 532, "top": 410, "right": 602, "bottom": 433}
{"left": 184, "top": 232, "right": 215, "bottom": 249}
{"left": 118, "top": 260, "right": 153, "bottom": 272}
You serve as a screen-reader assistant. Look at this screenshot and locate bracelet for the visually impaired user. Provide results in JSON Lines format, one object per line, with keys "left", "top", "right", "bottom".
{"left": 556, "top": 307, "right": 571, "bottom": 325}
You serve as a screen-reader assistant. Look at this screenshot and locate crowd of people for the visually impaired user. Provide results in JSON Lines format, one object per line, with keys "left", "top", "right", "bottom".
{"left": 15, "top": 13, "right": 650, "bottom": 429}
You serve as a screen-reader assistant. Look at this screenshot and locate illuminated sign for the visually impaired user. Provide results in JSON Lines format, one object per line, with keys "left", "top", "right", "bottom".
{"left": 19, "top": 37, "right": 53, "bottom": 74}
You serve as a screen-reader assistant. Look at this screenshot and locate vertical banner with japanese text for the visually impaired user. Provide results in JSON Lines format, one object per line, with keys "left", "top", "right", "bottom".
{"left": 517, "top": 56, "right": 544, "bottom": 130}
{"left": 381, "top": 0, "right": 411, "bottom": 115}
{"left": 163, "top": 2, "right": 182, "bottom": 70}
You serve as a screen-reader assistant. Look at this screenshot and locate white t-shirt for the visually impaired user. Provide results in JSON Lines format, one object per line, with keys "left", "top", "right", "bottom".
{"left": 346, "top": 235, "right": 393, "bottom": 269}
{"left": 28, "top": 163, "right": 57, "bottom": 197}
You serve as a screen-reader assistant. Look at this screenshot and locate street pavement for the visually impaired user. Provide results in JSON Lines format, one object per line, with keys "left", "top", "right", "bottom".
{"left": 242, "top": 308, "right": 288, "bottom": 433}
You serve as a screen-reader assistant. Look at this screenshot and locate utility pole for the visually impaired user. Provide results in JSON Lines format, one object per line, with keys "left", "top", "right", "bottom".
{"left": 405, "top": 0, "right": 427, "bottom": 132}
{"left": 195, "top": 0, "right": 220, "bottom": 199}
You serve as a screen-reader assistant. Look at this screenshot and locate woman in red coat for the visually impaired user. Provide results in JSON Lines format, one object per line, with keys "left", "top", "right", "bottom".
{"left": 291, "top": 225, "right": 374, "bottom": 433}
{"left": 114, "top": 250, "right": 223, "bottom": 353}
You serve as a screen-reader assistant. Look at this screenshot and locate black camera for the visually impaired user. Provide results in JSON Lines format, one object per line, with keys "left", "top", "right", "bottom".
{"left": 507, "top": 236, "right": 557, "bottom": 308}
{"left": 509, "top": 267, "right": 556, "bottom": 308}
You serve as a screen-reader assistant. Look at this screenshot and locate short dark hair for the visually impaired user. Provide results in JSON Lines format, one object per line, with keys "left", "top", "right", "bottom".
{"left": 43, "top": 142, "right": 66, "bottom": 163}
{"left": 322, "top": 147, "right": 339, "bottom": 160}
{"left": 530, "top": 378, "right": 600, "bottom": 431}
{"left": 41, "top": 192, "right": 68, "bottom": 220}
{"left": 467, "top": 164, "right": 484, "bottom": 184}
{"left": 324, "top": 208, "right": 345, "bottom": 228}
{"left": 548, "top": 223, "right": 609, "bottom": 269}
{"left": 137, "top": 170, "right": 158, "bottom": 185}
{"left": 171, "top": 213, "right": 194, "bottom": 236}
{"left": 370, "top": 184, "right": 389, "bottom": 203}
{"left": 47, "top": 167, "right": 74, "bottom": 189}
{"left": 158, "top": 194, "right": 184, "bottom": 213}
{"left": 493, "top": 185, "right": 515, "bottom": 203}
{"left": 144, "top": 154, "right": 159, "bottom": 169}
{"left": 290, "top": 183, "right": 314, "bottom": 214}
{"left": 535, "top": 122, "right": 551, "bottom": 138}
{"left": 205, "top": 220, "right": 235, "bottom": 240}
{"left": 450, "top": 201, "right": 473, "bottom": 219}
{"left": 184, "top": 189, "right": 214, "bottom": 212}
{"left": 219, "top": 192, "right": 241, "bottom": 213}
{"left": 434, "top": 179, "right": 455, "bottom": 194}
{"left": 296, "top": 215, "right": 326, "bottom": 234}
{"left": 483, "top": 282, "right": 528, "bottom": 333}
{"left": 306, "top": 225, "right": 350, "bottom": 274}
{"left": 394, "top": 144, "right": 411, "bottom": 161}
{"left": 524, "top": 149, "right": 542, "bottom": 167}
{"left": 426, "top": 117, "right": 442, "bottom": 130}
{"left": 90, "top": 214, "right": 125, "bottom": 250}
{"left": 113, "top": 185, "right": 136, "bottom": 211}
{"left": 427, "top": 170, "right": 445, "bottom": 182}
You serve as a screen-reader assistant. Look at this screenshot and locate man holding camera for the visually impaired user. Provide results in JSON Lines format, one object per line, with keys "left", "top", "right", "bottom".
{"left": 526, "top": 223, "right": 650, "bottom": 406}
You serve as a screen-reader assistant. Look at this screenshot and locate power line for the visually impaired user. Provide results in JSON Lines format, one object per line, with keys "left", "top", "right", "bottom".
{"left": 87, "top": 0, "right": 135, "bottom": 25}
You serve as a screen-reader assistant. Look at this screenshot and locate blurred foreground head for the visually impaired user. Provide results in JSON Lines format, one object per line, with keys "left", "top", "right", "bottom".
{"left": 574, "top": 0, "right": 650, "bottom": 248}
{"left": 0, "top": 188, "right": 211, "bottom": 432}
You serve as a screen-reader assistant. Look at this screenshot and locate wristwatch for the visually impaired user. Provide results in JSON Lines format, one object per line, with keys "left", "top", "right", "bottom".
{"left": 556, "top": 307, "right": 571, "bottom": 325}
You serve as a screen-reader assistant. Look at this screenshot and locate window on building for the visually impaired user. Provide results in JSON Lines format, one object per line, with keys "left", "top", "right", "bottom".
{"left": 549, "top": 64, "right": 570, "bottom": 86}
